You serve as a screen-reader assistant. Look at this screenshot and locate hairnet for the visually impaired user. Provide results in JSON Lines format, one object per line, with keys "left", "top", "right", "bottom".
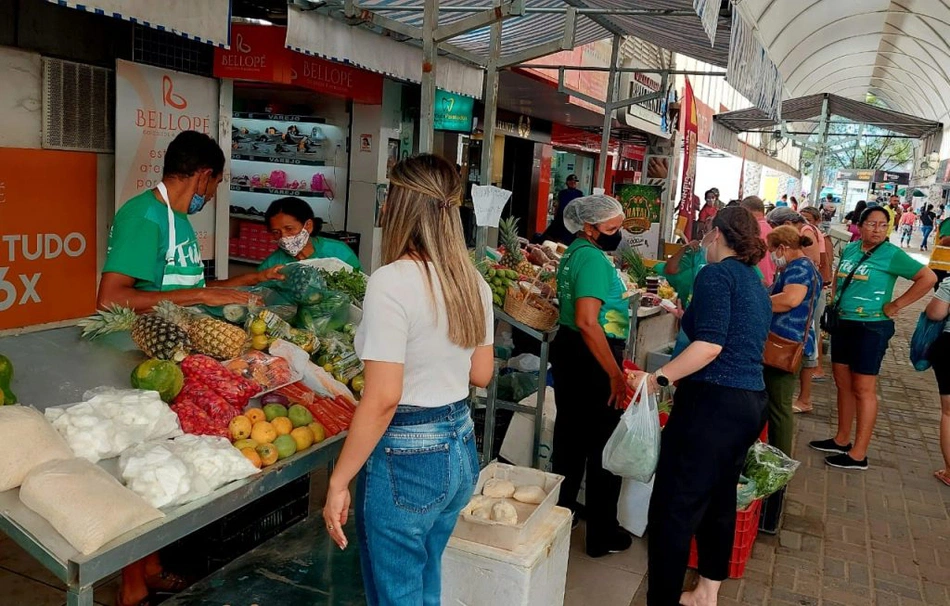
{"left": 562, "top": 194, "right": 625, "bottom": 234}
{"left": 766, "top": 207, "right": 804, "bottom": 226}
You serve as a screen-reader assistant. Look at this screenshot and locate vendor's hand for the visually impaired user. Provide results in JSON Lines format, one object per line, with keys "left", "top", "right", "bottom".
{"left": 883, "top": 302, "right": 901, "bottom": 319}
{"left": 257, "top": 265, "right": 286, "bottom": 283}
{"left": 608, "top": 371, "right": 628, "bottom": 410}
{"left": 201, "top": 288, "right": 260, "bottom": 307}
{"left": 686, "top": 239, "right": 701, "bottom": 251}
{"left": 323, "top": 479, "right": 351, "bottom": 550}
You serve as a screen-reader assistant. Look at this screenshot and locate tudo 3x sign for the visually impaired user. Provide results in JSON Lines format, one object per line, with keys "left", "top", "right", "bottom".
{"left": 0, "top": 149, "right": 98, "bottom": 330}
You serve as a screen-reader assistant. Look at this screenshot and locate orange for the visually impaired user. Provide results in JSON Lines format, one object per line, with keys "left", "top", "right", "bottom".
{"left": 240, "top": 447, "right": 262, "bottom": 469}
{"left": 255, "top": 443, "right": 278, "bottom": 466}
{"left": 245, "top": 408, "right": 266, "bottom": 425}
{"left": 271, "top": 416, "right": 293, "bottom": 436}
{"left": 250, "top": 421, "right": 277, "bottom": 444}
{"left": 290, "top": 426, "right": 314, "bottom": 451}
{"left": 229, "top": 415, "right": 252, "bottom": 441}
{"left": 309, "top": 422, "right": 326, "bottom": 444}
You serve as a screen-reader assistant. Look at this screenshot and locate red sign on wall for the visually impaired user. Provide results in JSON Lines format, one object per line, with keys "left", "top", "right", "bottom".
{"left": 0, "top": 149, "right": 98, "bottom": 329}
{"left": 215, "top": 25, "right": 383, "bottom": 105}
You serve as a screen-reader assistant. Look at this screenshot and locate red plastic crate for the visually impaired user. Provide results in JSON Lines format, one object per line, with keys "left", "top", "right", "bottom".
{"left": 687, "top": 498, "right": 762, "bottom": 579}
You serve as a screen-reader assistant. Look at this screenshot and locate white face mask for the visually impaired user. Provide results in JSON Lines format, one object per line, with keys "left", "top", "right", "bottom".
{"left": 770, "top": 249, "right": 787, "bottom": 269}
{"left": 279, "top": 228, "right": 310, "bottom": 257}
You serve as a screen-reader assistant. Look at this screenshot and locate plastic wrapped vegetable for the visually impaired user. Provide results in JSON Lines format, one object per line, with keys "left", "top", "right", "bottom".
{"left": 274, "top": 264, "right": 328, "bottom": 305}
{"left": 201, "top": 286, "right": 297, "bottom": 324}
{"left": 294, "top": 290, "right": 351, "bottom": 334}
{"left": 318, "top": 267, "right": 367, "bottom": 303}
{"left": 736, "top": 475, "right": 758, "bottom": 511}
{"left": 601, "top": 377, "right": 659, "bottom": 482}
{"left": 743, "top": 442, "right": 800, "bottom": 498}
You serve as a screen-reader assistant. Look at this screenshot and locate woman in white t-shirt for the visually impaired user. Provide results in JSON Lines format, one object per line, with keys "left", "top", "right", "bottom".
{"left": 322, "top": 154, "right": 494, "bottom": 605}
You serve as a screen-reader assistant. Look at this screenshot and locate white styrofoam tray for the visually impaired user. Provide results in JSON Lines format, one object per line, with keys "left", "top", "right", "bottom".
{"left": 452, "top": 462, "right": 564, "bottom": 551}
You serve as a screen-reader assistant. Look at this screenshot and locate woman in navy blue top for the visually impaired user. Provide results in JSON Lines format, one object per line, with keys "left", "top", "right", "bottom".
{"left": 629, "top": 206, "right": 771, "bottom": 606}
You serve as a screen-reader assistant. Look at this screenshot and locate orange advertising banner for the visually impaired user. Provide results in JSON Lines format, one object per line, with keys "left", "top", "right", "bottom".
{"left": 0, "top": 148, "right": 98, "bottom": 330}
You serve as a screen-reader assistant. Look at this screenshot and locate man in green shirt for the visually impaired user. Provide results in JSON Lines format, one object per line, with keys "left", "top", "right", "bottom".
{"left": 99, "top": 131, "right": 281, "bottom": 311}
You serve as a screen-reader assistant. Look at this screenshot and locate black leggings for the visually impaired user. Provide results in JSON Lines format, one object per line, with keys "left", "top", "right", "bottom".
{"left": 647, "top": 379, "right": 766, "bottom": 606}
{"left": 550, "top": 327, "right": 624, "bottom": 549}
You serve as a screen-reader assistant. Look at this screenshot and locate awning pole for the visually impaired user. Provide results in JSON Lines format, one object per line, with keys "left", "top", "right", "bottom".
{"left": 476, "top": 0, "right": 502, "bottom": 262}
{"left": 419, "top": 0, "right": 439, "bottom": 153}
{"left": 596, "top": 34, "right": 621, "bottom": 192}
{"left": 809, "top": 96, "right": 831, "bottom": 204}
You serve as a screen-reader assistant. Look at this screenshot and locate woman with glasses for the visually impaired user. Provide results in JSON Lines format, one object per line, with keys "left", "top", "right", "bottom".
{"left": 809, "top": 207, "right": 935, "bottom": 470}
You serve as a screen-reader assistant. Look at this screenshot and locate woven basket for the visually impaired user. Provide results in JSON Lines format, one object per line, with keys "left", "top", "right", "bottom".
{"left": 503, "top": 279, "right": 558, "bottom": 332}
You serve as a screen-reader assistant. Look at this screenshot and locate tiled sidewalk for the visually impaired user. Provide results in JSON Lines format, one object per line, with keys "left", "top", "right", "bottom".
{"left": 632, "top": 283, "right": 950, "bottom": 605}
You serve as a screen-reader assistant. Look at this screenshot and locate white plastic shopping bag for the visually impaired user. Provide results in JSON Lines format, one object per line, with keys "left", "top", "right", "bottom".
{"left": 602, "top": 377, "right": 660, "bottom": 482}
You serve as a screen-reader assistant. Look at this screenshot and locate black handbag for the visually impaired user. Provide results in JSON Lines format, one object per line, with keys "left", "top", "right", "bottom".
{"left": 820, "top": 242, "right": 884, "bottom": 334}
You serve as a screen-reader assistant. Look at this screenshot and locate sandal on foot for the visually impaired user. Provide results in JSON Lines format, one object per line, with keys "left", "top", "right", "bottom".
{"left": 935, "top": 470, "right": 950, "bottom": 487}
{"left": 793, "top": 402, "right": 813, "bottom": 414}
{"left": 145, "top": 571, "right": 189, "bottom": 593}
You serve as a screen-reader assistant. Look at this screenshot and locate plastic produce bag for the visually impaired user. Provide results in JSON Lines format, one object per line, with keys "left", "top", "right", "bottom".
{"left": 736, "top": 474, "right": 758, "bottom": 511}
{"left": 294, "top": 290, "right": 351, "bottom": 333}
{"left": 20, "top": 458, "right": 164, "bottom": 554}
{"left": 201, "top": 286, "right": 297, "bottom": 324}
{"left": 911, "top": 311, "right": 945, "bottom": 371}
{"left": 0, "top": 406, "right": 74, "bottom": 491}
{"left": 497, "top": 372, "right": 539, "bottom": 403}
{"left": 46, "top": 389, "right": 183, "bottom": 463}
{"left": 273, "top": 263, "right": 328, "bottom": 305}
{"left": 743, "top": 441, "right": 800, "bottom": 498}
{"left": 602, "top": 378, "right": 660, "bottom": 482}
{"left": 119, "top": 434, "right": 259, "bottom": 509}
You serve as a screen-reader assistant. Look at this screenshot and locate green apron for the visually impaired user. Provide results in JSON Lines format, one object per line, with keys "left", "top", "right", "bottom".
{"left": 156, "top": 182, "right": 206, "bottom": 292}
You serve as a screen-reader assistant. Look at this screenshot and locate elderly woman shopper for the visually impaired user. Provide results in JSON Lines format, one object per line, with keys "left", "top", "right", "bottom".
{"left": 629, "top": 206, "right": 772, "bottom": 606}
{"left": 810, "top": 206, "right": 936, "bottom": 470}
{"left": 763, "top": 226, "right": 822, "bottom": 454}
{"left": 551, "top": 194, "right": 632, "bottom": 558}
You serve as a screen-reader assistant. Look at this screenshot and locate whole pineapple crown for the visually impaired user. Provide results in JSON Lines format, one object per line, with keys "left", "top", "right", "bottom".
{"left": 77, "top": 305, "right": 138, "bottom": 339}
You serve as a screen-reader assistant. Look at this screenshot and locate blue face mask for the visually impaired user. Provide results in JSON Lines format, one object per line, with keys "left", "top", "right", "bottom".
{"left": 188, "top": 193, "right": 207, "bottom": 215}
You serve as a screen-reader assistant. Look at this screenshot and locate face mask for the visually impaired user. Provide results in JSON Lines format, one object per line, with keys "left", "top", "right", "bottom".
{"left": 187, "top": 193, "right": 207, "bottom": 215}
{"left": 595, "top": 229, "right": 623, "bottom": 252}
{"left": 771, "top": 250, "right": 787, "bottom": 269}
{"left": 279, "top": 228, "right": 310, "bottom": 256}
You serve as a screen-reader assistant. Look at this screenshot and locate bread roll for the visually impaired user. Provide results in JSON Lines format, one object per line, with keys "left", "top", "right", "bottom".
{"left": 513, "top": 485, "right": 546, "bottom": 504}
{"left": 490, "top": 500, "right": 519, "bottom": 525}
{"left": 482, "top": 478, "right": 516, "bottom": 498}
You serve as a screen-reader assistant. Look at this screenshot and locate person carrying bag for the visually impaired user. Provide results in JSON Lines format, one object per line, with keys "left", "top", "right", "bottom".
{"left": 820, "top": 241, "right": 885, "bottom": 334}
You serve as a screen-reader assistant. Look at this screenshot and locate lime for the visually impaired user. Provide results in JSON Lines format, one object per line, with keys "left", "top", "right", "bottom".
{"left": 350, "top": 374, "right": 365, "bottom": 393}
{"left": 250, "top": 319, "right": 267, "bottom": 336}
{"left": 252, "top": 335, "right": 270, "bottom": 350}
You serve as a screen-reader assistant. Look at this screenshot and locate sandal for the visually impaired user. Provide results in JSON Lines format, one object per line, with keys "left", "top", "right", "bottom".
{"left": 935, "top": 470, "right": 950, "bottom": 487}
{"left": 792, "top": 401, "right": 813, "bottom": 414}
{"left": 145, "top": 571, "right": 189, "bottom": 593}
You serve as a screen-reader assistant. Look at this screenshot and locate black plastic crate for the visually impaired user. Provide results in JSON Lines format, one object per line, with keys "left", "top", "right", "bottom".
{"left": 758, "top": 486, "right": 786, "bottom": 535}
{"left": 472, "top": 406, "right": 513, "bottom": 461}
{"left": 163, "top": 475, "right": 311, "bottom": 579}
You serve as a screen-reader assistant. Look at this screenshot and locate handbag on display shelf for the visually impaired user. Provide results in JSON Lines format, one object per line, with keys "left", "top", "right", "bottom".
{"left": 763, "top": 273, "right": 819, "bottom": 373}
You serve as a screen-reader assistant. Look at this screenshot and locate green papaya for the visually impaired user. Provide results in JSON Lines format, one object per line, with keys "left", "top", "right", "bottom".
{"left": 0, "top": 354, "right": 17, "bottom": 405}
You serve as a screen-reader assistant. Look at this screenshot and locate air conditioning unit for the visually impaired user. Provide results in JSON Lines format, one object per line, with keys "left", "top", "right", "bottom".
{"left": 42, "top": 57, "right": 114, "bottom": 153}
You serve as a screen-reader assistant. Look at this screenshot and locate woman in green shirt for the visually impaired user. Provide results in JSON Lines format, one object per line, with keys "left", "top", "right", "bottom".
{"left": 550, "top": 194, "right": 632, "bottom": 558}
{"left": 259, "top": 197, "right": 362, "bottom": 273}
{"left": 809, "top": 206, "right": 935, "bottom": 470}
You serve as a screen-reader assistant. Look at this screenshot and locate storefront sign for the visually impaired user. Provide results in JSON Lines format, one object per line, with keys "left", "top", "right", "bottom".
{"left": 873, "top": 170, "right": 909, "bottom": 185}
{"left": 214, "top": 25, "right": 384, "bottom": 105}
{"left": 615, "top": 184, "right": 662, "bottom": 230}
{"left": 434, "top": 89, "right": 474, "bottom": 133}
{"left": 836, "top": 169, "right": 874, "bottom": 182}
{"left": 676, "top": 78, "right": 699, "bottom": 241}
{"left": 115, "top": 60, "right": 218, "bottom": 259}
{"left": 0, "top": 148, "right": 97, "bottom": 330}
{"left": 491, "top": 109, "right": 552, "bottom": 143}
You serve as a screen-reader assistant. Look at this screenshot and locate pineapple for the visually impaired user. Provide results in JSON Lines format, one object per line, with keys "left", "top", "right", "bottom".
{"left": 498, "top": 217, "right": 535, "bottom": 277}
{"left": 154, "top": 301, "right": 248, "bottom": 360}
{"left": 79, "top": 306, "right": 191, "bottom": 362}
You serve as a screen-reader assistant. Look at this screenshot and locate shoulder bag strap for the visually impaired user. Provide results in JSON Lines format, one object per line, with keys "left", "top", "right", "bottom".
{"left": 800, "top": 269, "right": 820, "bottom": 345}
{"left": 830, "top": 242, "right": 885, "bottom": 310}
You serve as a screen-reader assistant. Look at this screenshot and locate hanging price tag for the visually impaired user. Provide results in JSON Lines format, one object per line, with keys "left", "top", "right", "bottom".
{"left": 472, "top": 185, "right": 512, "bottom": 228}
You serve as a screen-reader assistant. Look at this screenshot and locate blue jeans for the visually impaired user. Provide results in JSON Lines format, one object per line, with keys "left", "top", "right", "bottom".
{"left": 356, "top": 401, "right": 479, "bottom": 606}
{"left": 922, "top": 225, "right": 934, "bottom": 250}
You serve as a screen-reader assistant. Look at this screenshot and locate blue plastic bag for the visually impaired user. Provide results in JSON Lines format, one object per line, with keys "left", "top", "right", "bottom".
{"left": 911, "top": 312, "right": 945, "bottom": 371}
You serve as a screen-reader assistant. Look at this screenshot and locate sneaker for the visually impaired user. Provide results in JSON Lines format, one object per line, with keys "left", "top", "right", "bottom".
{"left": 809, "top": 438, "right": 852, "bottom": 454}
{"left": 825, "top": 453, "right": 869, "bottom": 470}
{"left": 587, "top": 531, "right": 633, "bottom": 558}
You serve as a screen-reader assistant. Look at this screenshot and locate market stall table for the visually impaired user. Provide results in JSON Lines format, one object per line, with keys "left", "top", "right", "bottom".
{"left": 0, "top": 327, "right": 345, "bottom": 606}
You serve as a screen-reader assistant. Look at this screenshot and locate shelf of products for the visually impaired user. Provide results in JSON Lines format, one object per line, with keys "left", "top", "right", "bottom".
{"left": 230, "top": 185, "right": 326, "bottom": 198}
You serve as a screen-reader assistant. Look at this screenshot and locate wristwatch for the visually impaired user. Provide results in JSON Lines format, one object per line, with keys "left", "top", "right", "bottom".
{"left": 654, "top": 369, "right": 670, "bottom": 387}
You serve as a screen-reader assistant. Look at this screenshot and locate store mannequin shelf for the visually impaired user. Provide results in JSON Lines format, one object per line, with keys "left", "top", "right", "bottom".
{"left": 230, "top": 213, "right": 265, "bottom": 223}
{"left": 232, "top": 153, "right": 326, "bottom": 167}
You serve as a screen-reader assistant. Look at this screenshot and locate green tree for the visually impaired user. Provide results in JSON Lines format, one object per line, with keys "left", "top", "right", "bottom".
{"left": 801, "top": 123, "right": 914, "bottom": 174}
